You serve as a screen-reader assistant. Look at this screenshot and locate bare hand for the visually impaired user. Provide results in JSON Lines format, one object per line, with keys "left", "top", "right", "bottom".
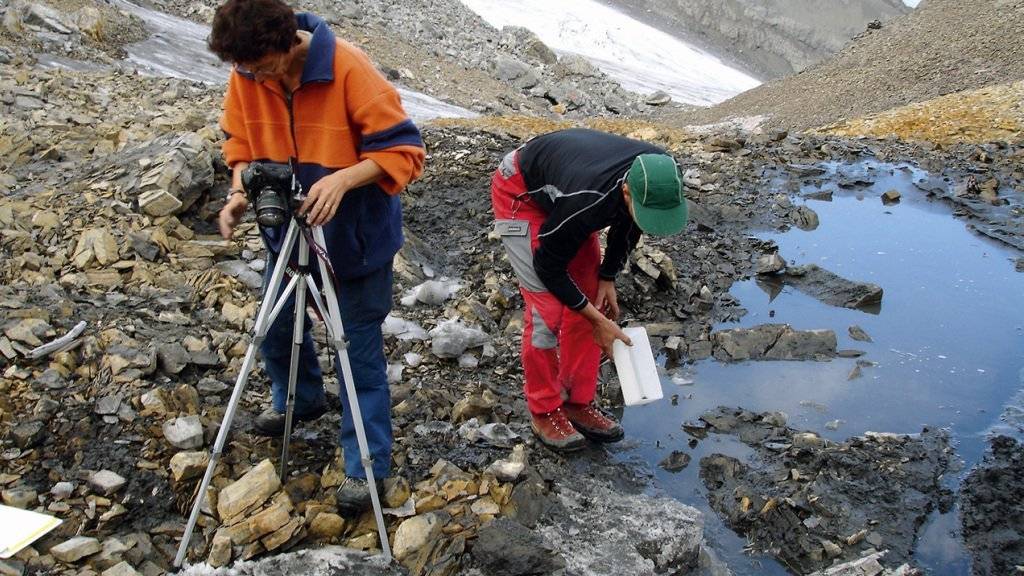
{"left": 219, "top": 194, "right": 248, "bottom": 239}
{"left": 595, "top": 279, "right": 620, "bottom": 321}
{"left": 592, "top": 317, "right": 632, "bottom": 357}
{"left": 300, "top": 171, "right": 349, "bottom": 227}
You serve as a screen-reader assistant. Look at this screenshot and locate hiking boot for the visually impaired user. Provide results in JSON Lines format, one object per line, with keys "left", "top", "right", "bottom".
{"left": 530, "top": 406, "right": 586, "bottom": 452}
{"left": 563, "top": 403, "right": 624, "bottom": 443}
{"left": 336, "top": 476, "right": 386, "bottom": 517}
{"left": 251, "top": 402, "right": 328, "bottom": 437}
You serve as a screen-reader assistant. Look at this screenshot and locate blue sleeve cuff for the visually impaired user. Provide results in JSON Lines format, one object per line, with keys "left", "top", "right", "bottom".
{"left": 361, "top": 119, "right": 424, "bottom": 152}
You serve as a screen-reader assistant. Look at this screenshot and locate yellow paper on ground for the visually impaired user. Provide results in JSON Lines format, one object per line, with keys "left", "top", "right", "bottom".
{"left": 0, "top": 505, "right": 62, "bottom": 558}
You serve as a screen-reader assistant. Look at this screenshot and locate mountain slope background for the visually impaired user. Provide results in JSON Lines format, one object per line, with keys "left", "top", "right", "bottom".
{"left": 607, "top": 0, "right": 910, "bottom": 78}
{"left": 666, "top": 0, "right": 1024, "bottom": 133}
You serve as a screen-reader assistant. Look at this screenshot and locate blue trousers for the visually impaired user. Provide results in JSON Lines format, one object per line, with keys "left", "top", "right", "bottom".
{"left": 260, "top": 251, "right": 393, "bottom": 479}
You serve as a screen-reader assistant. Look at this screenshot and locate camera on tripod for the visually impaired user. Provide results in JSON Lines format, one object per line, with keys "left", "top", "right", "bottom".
{"left": 242, "top": 161, "right": 305, "bottom": 227}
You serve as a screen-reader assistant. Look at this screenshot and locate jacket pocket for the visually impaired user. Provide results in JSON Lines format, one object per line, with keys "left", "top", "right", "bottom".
{"left": 495, "top": 219, "right": 546, "bottom": 293}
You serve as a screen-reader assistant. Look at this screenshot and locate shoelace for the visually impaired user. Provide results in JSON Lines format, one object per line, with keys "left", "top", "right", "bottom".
{"left": 581, "top": 405, "right": 608, "bottom": 423}
{"left": 548, "top": 407, "right": 574, "bottom": 435}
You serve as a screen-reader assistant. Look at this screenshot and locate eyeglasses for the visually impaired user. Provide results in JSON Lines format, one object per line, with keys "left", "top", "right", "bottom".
{"left": 235, "top": 55, "right": 281, "bottom": 76}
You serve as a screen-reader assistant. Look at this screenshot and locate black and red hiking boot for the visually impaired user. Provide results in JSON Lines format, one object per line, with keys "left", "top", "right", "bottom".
{"left": 531, "top": 406, "right": 586, "bottom": 452}
{"left": 563, "top": 403, "right": 624, "bottom": 443}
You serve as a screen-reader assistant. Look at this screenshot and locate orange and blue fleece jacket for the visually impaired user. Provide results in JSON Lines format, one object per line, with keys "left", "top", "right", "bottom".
{"left": 220, "top": 13, "right": 425, "bottom": 279}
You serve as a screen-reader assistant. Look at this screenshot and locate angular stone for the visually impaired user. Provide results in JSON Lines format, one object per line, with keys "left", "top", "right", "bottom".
{"left": 645, "top": 322, "right": 687, "bottom": 337}
{"left": 346, "top": 531, "right": 378, "bottom": 551}
{"left": 451, "top": 393, "right": 496, "bottom": 424}
{"left": 73, "top": 228, "right": 120, "bottom": 269}
{"left": 487, "top": 445, "right": 527, "bottom": 483}
{"left": 88, "top": 470, "right": 126, "bottom": 495}
{"left": 687, "top": 340, "right": 713, "bottom": 360}
{"left": 792, "top": 206, "right": 820, "bottom": 231}
{"left": 11, "top": 421, "right": 45, "bottom": 449}
{"left": 207, "top": 529, "right": 232, "bottom": 568}
{"left": 414, "top": 493, "right": 447, "bottom": 514}
{"left": 645, "top": 90, "right": 672, "bottom": 106}
{"left": 782, "top": 265, "right": 883, "bottom": 309}
{"left": 221, "top": 301, "right": 250, "bottom": 328}
{"left": 848, "top": 325, "right": 873, "bottom": 343}
{"left": 260, "top": 516, "right": 301, "bottom": 552}
{"left": 216, "top": 460, "right": 280, "bottom": 521}
{"left": 215, "top": 260, "right": 263, "bottom": 290}
{"left": 384, "top": 477, "right": 412, "bottom": 509}
{"left": 757, "top": 253, "right": 787, "bottom": 275}
{"left": 659, "top": 451, "right": 692, "bottom": 472}
{"left": 471, "top": 497, "right": 500, "bottom": 516}
{"left": 197, "top": 377, "right": 229, "bottom": 395}
{"left": 309, "top": 512, "right": 345, "bottom": 540}
{"left": 169, "top": 451, "right": 209, "bottom": 482}
{"left": 162, "top": 415, "right": 203, "bottom": 449}
{"left": 394, "top": 512, "right": 446, "bottom": 561}
{"left": 247, "top": 500, "right": 292, "bottom": 542}
{"left": 50, "top": 536, "right": 101, "bottom": 563}
{"left": 24, "top": 3, "right": 74, "bottom": 34}
{"left": 138, "top": 189, "right": 182, "bottom": 218}
{"left": 764, "top": 328, "right": 837, "bottom": 360}
{"left": 95, "top": 395, "right": 122, "bottom": 415}
{"left": 101, "top": 561, "right": 141, "bottom": 576}
{"left": 51, "top": 482, "right": 75, "bottom": 499}
{"left": 2, "top": 487, "right": 37, "bottom": 509}
{"left": 882, "top": 189, "right": 901, "bottom": 204}
{"left": 4, "top": 318, "right": 53, "bottom": 347}
{"left": 793, "top": 432, "right": 827, "bottom": 450}
{"left": 820, "top": 539, "right": 843, "bottom": 559}
{"left": 156, "top": 343, "right": 190, "bottom": 374}
{"left": 558, "top": 54, "right": 599, "bottom": 77}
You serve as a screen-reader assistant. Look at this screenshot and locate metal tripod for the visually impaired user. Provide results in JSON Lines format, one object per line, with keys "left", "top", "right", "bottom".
{"left": 174, "top": 217, "right": 392, "bottom": 567}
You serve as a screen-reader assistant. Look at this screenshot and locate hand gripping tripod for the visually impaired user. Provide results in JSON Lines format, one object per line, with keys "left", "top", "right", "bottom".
{"left": 174, "top": 216, "right": 392, "bottom": 566}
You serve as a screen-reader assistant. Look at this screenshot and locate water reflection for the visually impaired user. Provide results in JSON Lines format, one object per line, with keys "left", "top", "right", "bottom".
{"left": 619, "top": 161, "right": 1024, "bottom": 575}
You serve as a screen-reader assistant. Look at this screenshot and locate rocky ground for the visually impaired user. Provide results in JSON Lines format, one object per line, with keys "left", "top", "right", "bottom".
{"left": 821, "top": 81, "right": 1024, "bottom": 147}
{"left": 696, "top": 407, "right": 955, "bottom": 574}
{"left": 1, "top": 1, "right": 1024, "bottom": 576}
{"left": 960, "top": 436, "right": 1024, "bottom": 576}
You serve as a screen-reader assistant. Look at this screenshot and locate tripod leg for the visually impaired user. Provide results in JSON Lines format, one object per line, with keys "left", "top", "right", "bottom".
{"left": 311, "top": 226, "right": 394, "bottom": 562}
{"left": 174, "top": 221, "right": 300, "bottom": 568}
{"left": 279, "top": 232, "right": 312, "bottom": 481}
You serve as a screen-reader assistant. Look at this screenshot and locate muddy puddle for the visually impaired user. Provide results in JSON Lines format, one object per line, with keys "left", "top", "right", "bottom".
{"left": 615, "top": 161, "right": 1024, "bottom": 575}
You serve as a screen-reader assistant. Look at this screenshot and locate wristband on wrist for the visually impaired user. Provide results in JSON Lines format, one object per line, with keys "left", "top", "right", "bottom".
{"left": 225, "top": 188, "right": 245, "bottom": 202}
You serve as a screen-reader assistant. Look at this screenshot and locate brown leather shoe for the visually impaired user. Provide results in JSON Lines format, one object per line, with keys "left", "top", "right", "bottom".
{"left": 563, "top": 403, "right": 624, "bottom": 443}
{"left": 531, "top": 407, "right": 586, "bottom": 452}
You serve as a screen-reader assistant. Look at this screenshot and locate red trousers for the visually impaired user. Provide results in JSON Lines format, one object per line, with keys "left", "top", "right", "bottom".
{"left": 491, "top": 151, "right": 602, "bottom": 415}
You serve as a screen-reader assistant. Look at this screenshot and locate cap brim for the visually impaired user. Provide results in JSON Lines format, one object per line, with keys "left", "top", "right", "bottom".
{"left": 632, "top": 197, "right": 687, "bottom": 236}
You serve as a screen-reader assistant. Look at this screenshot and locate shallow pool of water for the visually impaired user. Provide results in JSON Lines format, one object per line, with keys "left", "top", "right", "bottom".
{"left": 617, "top": 161, "right": 1024, "bottom": 575}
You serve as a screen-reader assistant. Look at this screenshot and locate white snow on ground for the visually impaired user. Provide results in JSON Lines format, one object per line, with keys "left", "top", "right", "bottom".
{"left": 460, "top": 0, "right": 761, "bottom": 106}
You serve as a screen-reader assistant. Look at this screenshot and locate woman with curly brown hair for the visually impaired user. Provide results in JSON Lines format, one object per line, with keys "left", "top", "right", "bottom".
{"left": 208, "top": 0, "right": 425, "bottom": 516}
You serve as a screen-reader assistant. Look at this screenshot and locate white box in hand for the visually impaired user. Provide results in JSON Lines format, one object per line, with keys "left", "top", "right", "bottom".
{"left": 612, "top": 327, "right": 663, "bottom": 406}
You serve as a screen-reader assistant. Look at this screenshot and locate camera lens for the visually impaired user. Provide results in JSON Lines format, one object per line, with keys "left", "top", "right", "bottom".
{"left": 255, "top": 188, "right": 287, "bottom": 227}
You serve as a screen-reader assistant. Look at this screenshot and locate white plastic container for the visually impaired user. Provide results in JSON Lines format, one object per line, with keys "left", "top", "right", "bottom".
{"left": 612, "top": 327, "right": 663, "bottom": 406}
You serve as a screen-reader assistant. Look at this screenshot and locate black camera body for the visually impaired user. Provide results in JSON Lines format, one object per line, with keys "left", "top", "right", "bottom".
{"left": 241, "top": 162, "right": 304, "bottom": 227}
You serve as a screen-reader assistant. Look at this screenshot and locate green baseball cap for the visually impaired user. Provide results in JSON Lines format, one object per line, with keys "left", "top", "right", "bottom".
{"left": 626, "top": 154, "right": 687, "bottom": 236}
